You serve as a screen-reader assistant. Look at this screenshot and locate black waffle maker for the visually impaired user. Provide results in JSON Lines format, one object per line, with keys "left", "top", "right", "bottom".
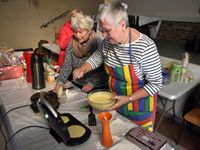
{"left": 37, "top": 98, "right": 91, "bottom": 146}
{"left": 30, "top": 91, "right": 60, "bottom": 113}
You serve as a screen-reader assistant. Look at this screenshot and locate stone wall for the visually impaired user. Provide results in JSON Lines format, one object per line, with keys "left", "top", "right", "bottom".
{"left": 156, "top": 21, "right": 200, "bottom": 47}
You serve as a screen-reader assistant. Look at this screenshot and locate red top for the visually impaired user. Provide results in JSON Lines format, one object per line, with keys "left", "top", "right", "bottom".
{"left": 58, "top": 20, "right": 74, "bottom": 66}
{"left": 59, "top": 20, "right": 73, "bottom": 51}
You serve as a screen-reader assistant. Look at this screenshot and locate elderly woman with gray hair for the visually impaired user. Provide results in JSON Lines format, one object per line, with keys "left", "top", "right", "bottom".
{"left": 73, "top": 1, "right": 162, "bottom": 132}
{"left": 54, "top": 14, "right": 106, "bottom": 93}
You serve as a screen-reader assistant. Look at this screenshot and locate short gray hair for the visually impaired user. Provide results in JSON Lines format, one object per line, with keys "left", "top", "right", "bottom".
{"left": 98, "top": 0, "right": 129, "bottom": 27}
{"left": 71, "top": 15, "right": 94, "bottom": 31}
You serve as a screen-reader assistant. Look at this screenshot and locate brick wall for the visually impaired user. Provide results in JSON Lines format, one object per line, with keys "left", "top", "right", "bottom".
{"left": 156, "top": 21, "right": 200, "bottom": 46}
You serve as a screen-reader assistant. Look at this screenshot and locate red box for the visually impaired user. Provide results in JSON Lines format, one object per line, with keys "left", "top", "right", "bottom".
{"left": 0, "top": 65, "right": 24, "bottom": 81}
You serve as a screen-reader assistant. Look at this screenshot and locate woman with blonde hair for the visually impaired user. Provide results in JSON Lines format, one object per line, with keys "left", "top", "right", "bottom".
{"left": 58, "top": 9, "right": 83, "bottom": 66}
{"left": 54, "top": 15, "right": 106, "bottom": 93}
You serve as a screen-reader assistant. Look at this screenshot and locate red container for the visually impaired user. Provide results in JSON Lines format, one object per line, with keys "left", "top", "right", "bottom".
{"left": 23, "top": 51, "right": 33, "bottom": 82}
{"left": 0, "top": 65, "right": 24, "bottom": 81}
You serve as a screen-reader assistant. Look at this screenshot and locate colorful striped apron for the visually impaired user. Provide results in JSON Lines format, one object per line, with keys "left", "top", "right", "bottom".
{"left": 105, "top": 31, "right": 157, "bottom": 132}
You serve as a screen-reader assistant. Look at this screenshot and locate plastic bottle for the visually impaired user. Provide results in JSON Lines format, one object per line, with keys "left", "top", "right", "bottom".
{"left": 98, "top": 112, "right": 113, "bottom": 148}
{"left": 46, "top": 58, "right": 55, "bottom": 83}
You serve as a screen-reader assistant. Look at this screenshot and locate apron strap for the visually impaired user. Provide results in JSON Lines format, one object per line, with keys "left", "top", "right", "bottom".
{"left": 129, "top": 29, "right": 133, "bottom": 64}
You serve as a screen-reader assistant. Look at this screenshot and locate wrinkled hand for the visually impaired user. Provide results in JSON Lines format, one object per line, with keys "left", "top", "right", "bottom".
{"left": 53, "top": 83, "right": 63, "bottom": 93}
{"left": 82, "top": 83, "right": 93, "bottom": 93}
{"left": 108, "top": 95, "right": 130, "bottom": 110}
{"left": 73, "top": 68, "right": 84, "bottom": 81}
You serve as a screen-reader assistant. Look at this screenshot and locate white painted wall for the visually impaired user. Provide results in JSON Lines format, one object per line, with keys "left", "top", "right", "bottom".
{"left": 0, "top": 0, "right": 199, "bottom": 49}
{"left": 0, "top": 0, "right": 100, "bottom": 49}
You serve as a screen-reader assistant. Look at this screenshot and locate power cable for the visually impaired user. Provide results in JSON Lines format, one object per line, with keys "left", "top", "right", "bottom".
{"left": 0, "top": 104, "right": 31, "bottom": 128}
{"left": 4, "top": 125, "right": 49, "bottom": 150}
{"left": 0, "top": 127, "right": 7, "bottom": 148}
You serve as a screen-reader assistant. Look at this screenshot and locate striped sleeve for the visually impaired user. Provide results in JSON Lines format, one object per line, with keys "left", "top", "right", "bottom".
{"left": 86, "top": 39, "right": 104, "bottom": 69}
{"left": 87, "top": 34, "right": 163, "bottom": 96}
{"left": 140, "top": 40, "right": 163, "bottom": 96}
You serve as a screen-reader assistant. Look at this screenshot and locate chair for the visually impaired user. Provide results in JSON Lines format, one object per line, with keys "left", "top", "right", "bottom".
{"left": 176, "top": 83, "right": 200, "bottom": 144}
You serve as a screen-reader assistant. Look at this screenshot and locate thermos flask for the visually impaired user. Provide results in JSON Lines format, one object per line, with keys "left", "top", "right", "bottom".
{"left": 31, "top": 53, "right": 45, "bottom": 89}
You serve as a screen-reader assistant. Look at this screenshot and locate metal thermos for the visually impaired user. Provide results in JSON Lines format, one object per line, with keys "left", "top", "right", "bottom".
{"left": 31, "top": 53, "right": 45, "bottom": 89}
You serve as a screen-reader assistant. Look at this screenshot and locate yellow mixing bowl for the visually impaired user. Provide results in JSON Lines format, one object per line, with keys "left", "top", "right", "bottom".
{"left": 87, "top": 90, "right": 115, "bottom": 111}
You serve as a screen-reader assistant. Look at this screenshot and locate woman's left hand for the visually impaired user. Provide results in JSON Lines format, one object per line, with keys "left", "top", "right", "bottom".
{"left": 82, "top": 83, "right": 93, "bottom": 92}
{"left": 109, "top": 95, "right": 130, "bottom": 110}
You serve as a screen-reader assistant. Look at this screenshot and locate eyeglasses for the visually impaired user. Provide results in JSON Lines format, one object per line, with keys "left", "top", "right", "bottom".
{"left": 98, "top": 28, "right": 111, "bottom": 36}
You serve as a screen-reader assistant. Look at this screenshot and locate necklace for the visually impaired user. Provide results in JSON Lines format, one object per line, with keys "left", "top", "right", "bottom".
{"left": 119, "top": 27, "right": 130, "bottom": 46}
{"left": 105, "top": 28, "right": 131, "bottom": 66}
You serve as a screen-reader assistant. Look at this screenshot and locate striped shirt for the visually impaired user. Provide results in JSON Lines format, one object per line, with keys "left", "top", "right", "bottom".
{"left": 87, "top": 33, "right": 163, "bottom": 96}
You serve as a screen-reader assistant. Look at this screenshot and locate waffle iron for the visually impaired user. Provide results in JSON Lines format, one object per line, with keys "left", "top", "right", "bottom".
{"left": 30, "top": 91, "right": 59, "bottom": 113}
{"left": 37, "top": 98, "right": 91, "bottom": 146}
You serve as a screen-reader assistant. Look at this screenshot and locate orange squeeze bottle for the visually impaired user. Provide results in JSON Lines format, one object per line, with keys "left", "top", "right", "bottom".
{"left": 98, "top": 112, "right": 113, "bottom": 148}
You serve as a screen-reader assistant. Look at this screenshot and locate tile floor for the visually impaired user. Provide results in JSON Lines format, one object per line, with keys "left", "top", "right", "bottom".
{"left": 155, "top": 39, "right": 200, "bottom": 150}
{"left": 155, "top": 111, "right": 200, "bottom": 150}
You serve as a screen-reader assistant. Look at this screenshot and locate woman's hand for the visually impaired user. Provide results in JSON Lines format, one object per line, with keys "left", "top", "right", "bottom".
{"left": 73, "top": 68, "right": 84, "bottom": 81}
{"left": 109, "top": 95, "right": 130, "bottom": 110}
{"left": 73, "top": 63, "right": 92, "bottom": 81}
{"left": 53, "top": 82, "right": 63, "bottom": 93}
{"left": 108, "top": 89, "right": 149, "bottom": 110}
{"left": 82, "top": 83, "right": 93, "bottom": 92}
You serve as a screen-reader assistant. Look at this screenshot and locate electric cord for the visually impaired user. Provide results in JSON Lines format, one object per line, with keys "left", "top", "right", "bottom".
{"left": 0, "top": 104, "right": 31, "bottom": 150}
{"left": 0, "top": 104, "right": 31, "bottom": 129}
{"left": 4, "top": 125, "right": 49, "bottom": 150}
{"left": 0, "top": 127, "right": 7, "bottom": 147}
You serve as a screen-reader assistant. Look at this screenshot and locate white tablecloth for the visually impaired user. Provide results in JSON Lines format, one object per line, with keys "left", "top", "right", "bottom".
{"left": 0, "top": 79, "right": 173, "bottom": 150}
